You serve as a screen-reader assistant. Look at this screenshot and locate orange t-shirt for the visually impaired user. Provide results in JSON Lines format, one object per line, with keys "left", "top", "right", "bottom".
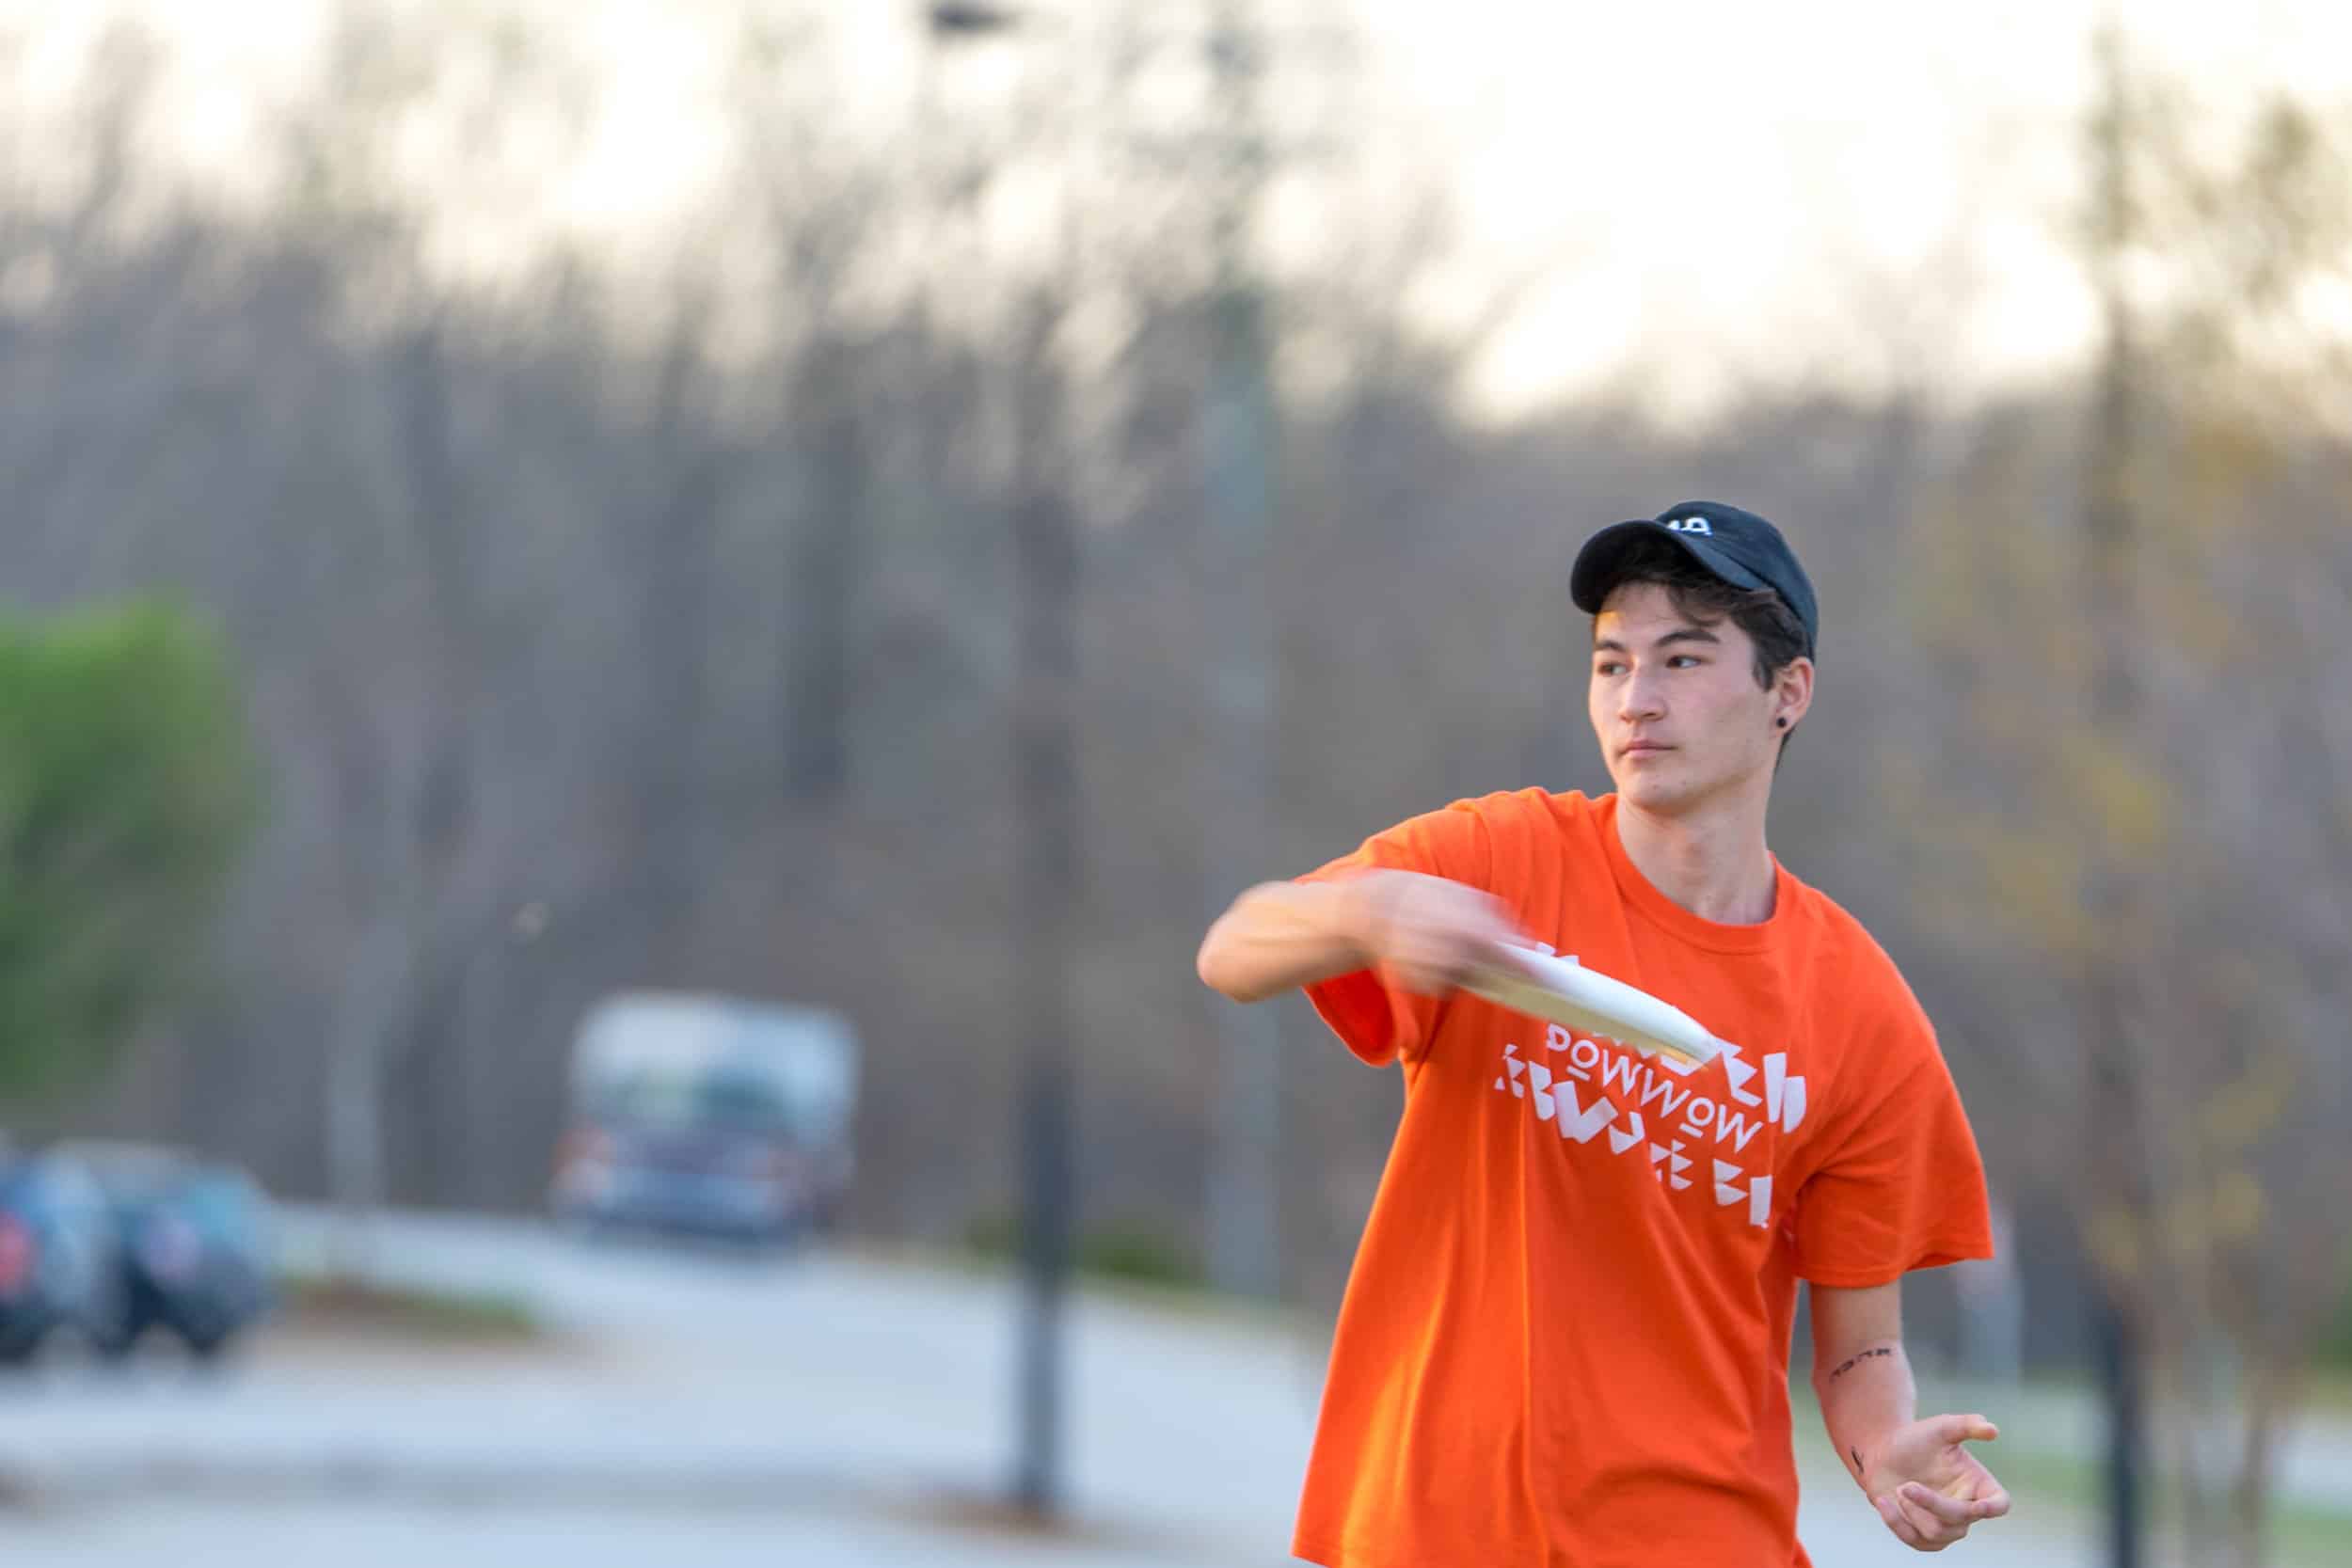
{"left": 1292, "top": 789, "right": 1993, "bottom": 1568}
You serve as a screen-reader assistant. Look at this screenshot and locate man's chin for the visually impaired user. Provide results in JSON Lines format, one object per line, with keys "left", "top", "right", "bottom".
{"left": 1614, "top": 758, "right": 1774, "bottom": 816}
{"left": 1612, "top": 770, "right": 1686, "bottom": 812}
{"left": 1613, "top": 766, "right": 1710, "bottom": 816}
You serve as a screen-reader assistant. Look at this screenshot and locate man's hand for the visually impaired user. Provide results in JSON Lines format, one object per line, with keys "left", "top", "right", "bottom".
{"left": 1348, "top": 870, "right": 1527, "bottom": 997}
{"left": 1864, "top": 1413, "right": 2010, "bottom": 1552}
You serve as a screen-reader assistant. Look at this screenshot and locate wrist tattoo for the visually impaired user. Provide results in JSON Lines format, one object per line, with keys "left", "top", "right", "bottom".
{"left": 1827, "top": 1346, "right": 1894, "bottom": 1381}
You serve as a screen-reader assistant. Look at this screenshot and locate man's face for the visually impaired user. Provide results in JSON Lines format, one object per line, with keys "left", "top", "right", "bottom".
{"left": 1588, "top": 580, "right": 1797, "bottom": 815}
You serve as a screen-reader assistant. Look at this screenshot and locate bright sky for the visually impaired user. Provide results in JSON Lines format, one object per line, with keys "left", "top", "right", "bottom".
{"left": 8, "top": 1, "right": 2351, "bottom": 424}
{"left": 1349, "top": 0, "right": 2352, "bottom": 420}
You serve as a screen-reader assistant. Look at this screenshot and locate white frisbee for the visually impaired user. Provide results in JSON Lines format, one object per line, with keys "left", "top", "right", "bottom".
{"left": 1461, "top": 948, "right": 1724, "bottom": 1069}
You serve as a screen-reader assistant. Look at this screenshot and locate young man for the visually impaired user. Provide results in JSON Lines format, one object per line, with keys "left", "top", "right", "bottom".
{"left": 1198, "top": 502, "right": 2010, "bottom": 1566}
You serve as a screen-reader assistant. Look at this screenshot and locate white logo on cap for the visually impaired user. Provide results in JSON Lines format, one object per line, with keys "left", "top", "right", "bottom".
{"left": 1665, "top": 516, "right": 1713, "bottom": 535}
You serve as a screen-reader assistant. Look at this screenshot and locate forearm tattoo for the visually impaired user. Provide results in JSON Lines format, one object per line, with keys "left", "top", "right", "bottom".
{"left": 1827, "top": 1346, "right": 1894, "bottom": 1381}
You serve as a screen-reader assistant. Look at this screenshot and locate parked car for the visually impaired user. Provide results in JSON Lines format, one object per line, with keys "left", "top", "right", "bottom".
{"left": 0, "top": 1147, "right": 127, "bottom": 1365}
{"left": 550, "top": 990, "right": 860, "bottom": 1247}
{"left": 52, "top": 1142, "right": 276, "bottom": 1359}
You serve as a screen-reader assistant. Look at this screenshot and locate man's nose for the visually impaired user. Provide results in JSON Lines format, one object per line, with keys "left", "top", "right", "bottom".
{"left": 1620, "top": 671, "right": 1666, "bottom": 722}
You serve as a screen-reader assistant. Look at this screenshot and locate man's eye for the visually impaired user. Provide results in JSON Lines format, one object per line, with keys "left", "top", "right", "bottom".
{"left": 1668, "top": 655, "right": 1703, "bottom": 669}
{"left": 1596, "top": 661, "right": 1624, "bottom": 676}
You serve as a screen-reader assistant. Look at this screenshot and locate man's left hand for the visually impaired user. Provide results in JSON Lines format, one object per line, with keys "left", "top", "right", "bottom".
{"left": 1865, "top": 1413, "right": 2010, "bottom": 1552}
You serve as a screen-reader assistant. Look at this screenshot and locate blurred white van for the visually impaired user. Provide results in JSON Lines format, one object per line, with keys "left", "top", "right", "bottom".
{"left": 548, "top": 991, "right": 860, "bottom": 1246}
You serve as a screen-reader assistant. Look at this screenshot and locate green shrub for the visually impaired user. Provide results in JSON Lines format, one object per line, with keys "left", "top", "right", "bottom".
{"left": 962, "top": 1211, "right": 1205, "bottom": 1291}
{"left": 0, "top": 599, "right": 257, "bottom": 1099}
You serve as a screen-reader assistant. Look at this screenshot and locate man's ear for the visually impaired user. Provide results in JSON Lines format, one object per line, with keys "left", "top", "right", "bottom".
{"left": 1773, "top": 657, "right": 1815, "bottom": 730}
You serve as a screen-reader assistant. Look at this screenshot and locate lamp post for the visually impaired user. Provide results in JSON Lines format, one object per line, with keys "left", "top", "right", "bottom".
{"left": 919, "top": 0, "right": 1294, "bottom": 1503}
{"left": 1199, "top": 0, "right": 1282, "bottom": 1305}
{"left": 920, "top": 0, "right": 1076, "bottom": 1523}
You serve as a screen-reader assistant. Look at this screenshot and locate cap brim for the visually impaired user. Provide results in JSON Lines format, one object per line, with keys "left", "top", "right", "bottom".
{"left": 1570, "top": 520, "right": 1771, "bottom": 615}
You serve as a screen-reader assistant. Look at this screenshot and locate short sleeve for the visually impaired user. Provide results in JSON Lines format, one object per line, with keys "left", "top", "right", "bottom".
{"left": 1789, "top": 1007, "right": 1995, "bottom": 1288}
{"left": 1294, "top": 800, "right": 1495, "bottom": 1070}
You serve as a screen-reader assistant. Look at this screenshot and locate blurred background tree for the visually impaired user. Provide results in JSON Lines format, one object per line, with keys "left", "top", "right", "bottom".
{"left": 1882, "top": 31, "right": 2352, "bottom": 1568}
{"left": 0, "top": 600, "right": 255, "bottom": 1100}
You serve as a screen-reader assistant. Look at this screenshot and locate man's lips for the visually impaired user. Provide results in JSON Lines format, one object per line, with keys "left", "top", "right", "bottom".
{"left": 1621, "top": 740, "right": 1672, "bottom": 755}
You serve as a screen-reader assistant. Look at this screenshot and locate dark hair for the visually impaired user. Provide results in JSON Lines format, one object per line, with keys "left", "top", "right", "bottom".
{"left": 1591, "top": 533, "right": 1810, "bottom": 751}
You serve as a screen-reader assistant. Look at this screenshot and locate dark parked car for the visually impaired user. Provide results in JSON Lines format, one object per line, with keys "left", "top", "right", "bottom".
{"left": 55, "top": 1143, "right": 276, "bottom": 1359}
{"left": 0, "top": 1148, "right": 127, "bottom": 1365}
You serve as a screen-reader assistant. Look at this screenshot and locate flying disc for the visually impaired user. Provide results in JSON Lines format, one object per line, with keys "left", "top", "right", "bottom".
{"left": 1462, "top": 948, "right": 1724, "bottom": 1069}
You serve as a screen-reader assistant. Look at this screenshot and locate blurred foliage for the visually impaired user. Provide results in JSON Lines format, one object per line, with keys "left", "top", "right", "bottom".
{"left": 965, "top": 1210, "right": 1204, "bottom": 1291}
{"left": 1892, "top": 39, "right": 2352, "bottom": 1307}
{"left": 277, "top": 1268, "right": 542, "bottom": 1342}
{"left": 0, "top": 600, "right": 257, "bottom": 1100}
{"left": 2323, "top": 1284, "right": 2352, "bottom": 1370}
{"left": 1877, "top": 32, "right": 2352, "bottom": 1559}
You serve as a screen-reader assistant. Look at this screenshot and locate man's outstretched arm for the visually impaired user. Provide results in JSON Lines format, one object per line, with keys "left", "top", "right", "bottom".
{"left": 1197, "top": 870, "right": 1525, "bottom": 1005}
{"left": 1812, "top": 1281, "right": 2011, "bottom": 1553}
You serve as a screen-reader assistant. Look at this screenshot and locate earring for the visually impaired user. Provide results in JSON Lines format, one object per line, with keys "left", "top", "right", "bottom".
{"left": 1775, "top": 718, "right": 1788, "bottom": 728}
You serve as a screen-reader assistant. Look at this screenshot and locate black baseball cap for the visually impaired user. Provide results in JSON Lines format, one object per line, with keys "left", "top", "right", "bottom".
{"left": 1570, "top": 500, "right": 1819, "bottom": 657}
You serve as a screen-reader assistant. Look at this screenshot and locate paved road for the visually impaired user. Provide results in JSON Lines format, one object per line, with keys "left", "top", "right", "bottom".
{"left": 0, "top": 1207, "right": 2122, "bottom": 1566}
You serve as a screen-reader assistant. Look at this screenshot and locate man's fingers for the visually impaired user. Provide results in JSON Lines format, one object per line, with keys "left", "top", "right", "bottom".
{"left": 1954, "top": 1452, "right": 2011, "bottom": 1517}
{"left": 1383, "top": 928, "right": 1506, "bottom": 997}
{"left": 1874, "top": 1494, "right": 1927, "bottom": 1549}
{"left": 1902, "top": 1482, "right": 1987, "bottom": 1528}
{"left": 1935, "top": 1412, "right": 1998, "bottom": 1445}
{"left": 1383, "top": 940, "right": 1471, "bottom": 996}
{"left": 1896, "top": 1487, "right": 1953, "bottom": 1541}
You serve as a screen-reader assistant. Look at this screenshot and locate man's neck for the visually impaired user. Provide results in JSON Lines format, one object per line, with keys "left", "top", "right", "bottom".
{"left": 1613, "top": 789, "right": 1778, "bottom": 927}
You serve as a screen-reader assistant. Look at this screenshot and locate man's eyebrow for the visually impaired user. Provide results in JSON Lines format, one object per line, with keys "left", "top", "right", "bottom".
{"left": 1592, "top": 625, "right": 1722, "bottom": 654}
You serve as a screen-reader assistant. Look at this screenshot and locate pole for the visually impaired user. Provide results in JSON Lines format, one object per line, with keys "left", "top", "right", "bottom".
{"left": 1200, "top": 1, "right": 1282, "bottom": 1302}
{"left": 2092, "top": 1288, "right": 2147, "bottom": 1568}
{"left": 2083, "top": 24, "right": 2147, "bottom": 1568}
{"left": 927, "top": 2, "right": 1084, "bottom": 1517}
{"left": 1007, "top": 290, "right": 1080, "bottom": 1514}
